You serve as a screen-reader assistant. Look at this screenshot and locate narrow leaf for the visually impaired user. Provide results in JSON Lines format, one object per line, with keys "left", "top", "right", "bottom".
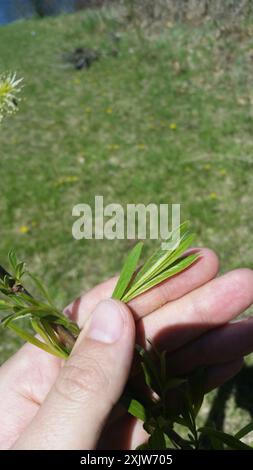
{"left": 31, "top": 319, "right": 69, "bottom": 358}
{"left": 136, "top": 344, "right": 163, "bottom": 394}
{"left": 128, "top": 222, "right": 189, "bottom": 286}
{"left": 1, "top": 309, "right": 31, "bottom": 327}
{"left": 188, "top": 366, "right": 206, "bottom": 418}
{"left": 209, "top": 436, "right": 224, "bottom": 450}
{"left": 27, "top": 272, "right": 55, "bottom": 307}
{"left": 15, "top": 261, "right": 26, "bottom": 280}
{"left": 122, "top": 253, "right": 199, "bottom": 302}
{"left": 199, "top": 427, "right": 252, "bottom": 450}
{"left": 7, "top": 322, "right": 67, "bottom": 358}
{"left": 8, "top": 250, "right": 18, "bottom": 272}
{"left": 112, "top": 242, "right": 143, "bottom": 300}
{"left": 128, "top": 398, "right": 147, "bottom": 421}
{"left": 0, "top": 300, "right": 13, "bottom": 310}
{"left": 123, "top": 223, "right": 195, "bottom": 300}
{"left": 164, "top": 377, "right": 187, "bottom": 392}
{"left": 120, "top": 393, "right": 148, "bottom": 421}
{"left": 148, "top": 428, "right": 167, "bottom": 450}
{"left": 235, "top": 421, "right": 253, "bottom": 440}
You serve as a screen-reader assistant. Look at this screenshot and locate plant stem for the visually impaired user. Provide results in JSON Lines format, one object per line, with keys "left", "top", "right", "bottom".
{"left": 0, "top": 264, "right": 31, "bottom": 297}
{"left": 0, "top": 264, "right": 77, "bottom": 352}
{"left": 52, "top": 324, "right": 76, "bottom": 350}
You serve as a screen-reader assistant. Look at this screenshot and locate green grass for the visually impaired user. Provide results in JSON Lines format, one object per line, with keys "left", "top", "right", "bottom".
{"left": 0, "top": 8, "right": 253, "bottom": 440}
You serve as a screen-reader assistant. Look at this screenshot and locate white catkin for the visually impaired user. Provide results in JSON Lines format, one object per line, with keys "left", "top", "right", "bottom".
{"left": 0, "top": 73, "right": 23, "bottom": 122}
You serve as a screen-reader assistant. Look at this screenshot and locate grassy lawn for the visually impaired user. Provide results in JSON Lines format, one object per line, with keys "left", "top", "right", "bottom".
{"left": 0, "top": 7, "right": 253, "bottom": 438}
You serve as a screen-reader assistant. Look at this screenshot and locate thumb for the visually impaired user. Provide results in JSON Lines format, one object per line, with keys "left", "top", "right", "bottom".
{"left": 13, "top": 299, "right": 135, "bottom": 450}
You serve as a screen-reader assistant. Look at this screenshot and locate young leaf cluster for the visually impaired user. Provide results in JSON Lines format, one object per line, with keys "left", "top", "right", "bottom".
{"left": 0, "top": 251, "right": 79, "bottom": 359}
{"left": 112, "top": 221, "right": 199, "bottom": 303}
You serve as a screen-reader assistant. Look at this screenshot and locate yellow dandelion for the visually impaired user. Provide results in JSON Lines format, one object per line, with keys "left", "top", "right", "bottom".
{"left": 169, "top": 123, "right": 177, "bottom": 130}
{"left": 106, "top": 107, "right": 113, "bottom": 114}
{"left": 219, "top": 168, "right": 227, "bottom": 176}
{"left": 209, "top": 192, "right": 218, "bottom": 200}
{"left": 137, "top": 144, "right": 147, "bottom": 150}
{"left": 55, "top": 176, "right": 79, "bottom": 187}
{"left": 73, "top": 78, "right": 81, "bottom": 85}
{"left": 107, "top": 144, "right": 120, "bottom": 151}
{"left": 19, "top": 225, "right": 29, "bottom": 234}
{"left": 203, "top": 164, "right": 211, "bottom": 171}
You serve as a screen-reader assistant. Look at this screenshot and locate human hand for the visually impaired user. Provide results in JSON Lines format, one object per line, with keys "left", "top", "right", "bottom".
{"left": 0, "top": 248, "right": 253, "bottom": 449}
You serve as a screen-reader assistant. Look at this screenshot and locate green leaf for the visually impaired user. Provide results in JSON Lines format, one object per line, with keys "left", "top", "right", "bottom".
{"left": 8, "top": 250, "right": 18, "bottom": 272}
{"left": 188, "top": 367, "right": 206, "bottom": 418}
{"left": 38, "top": 319, "right": 71, "bottom": 355}
{"left": 2, "top": 305, "right": 54, "bottom": 323}
{"left": 112, "top": 241, "right": 143, "bottom": 300}
{"left": 128, "top": 398, "right": 148, "bottom": 421}
{"left": 1, "top": 313, "right": 17, "bottom": 325}
{"left": 27, "top": 272, "right": 55, "bottom": 307}
{"left": 8, "top": 295, "right": 24, "bottom": 306}
{"left": 7, "top": 322, "right": 67, "bottom": 359}
{"left": 122, "top": 253, "right": 198, "bottom": 302}
{"left": 181, "top": 397, "right": 195, "bottom": 433}
{"left": 173, "top": 416, "right": 189, "bottom": 427}
{"left": 140, "top": 360, "right": 153, "bottom": 389}
{"left": 136, "top": 344, "right": 163, "bottom": 395}
{"left": 148, "top": 428, "right": 167, "bottom": 450}
{"left": 15, "top": 261, "right": 26, "bottom": 280}
{"left": 30, "top": 319, "right": 69, "bottom": 359}
{"left": 209, "top": 436, "right": 224, "bottom": 450}
{"left": 122, "top": 222, "right": 196, "bottom": 302}
{"left": 0, "top": 300, "right": 12, "bottom": 310}
{"left": 164, "top": 377, "right": 187, "bottom": 392}
{"left": 235, "top": 421, "right": 253, "bottom": 440}
{"left": 199, "top": 427, "right": 253, "bottom": 450}
{"left": 151, "top": 347, "right": 186, "bottom": 391}
{"left": 129, "top": 221, "right": 189, "bottom": 282}
{"left": 17, "top": 292, "right": 41, "bottom": 306}
{"left": 120, "top": 392, "right": 148, "bottom": 421}
{"left": 1, "top": 309, "right": 31, "bottom": 327}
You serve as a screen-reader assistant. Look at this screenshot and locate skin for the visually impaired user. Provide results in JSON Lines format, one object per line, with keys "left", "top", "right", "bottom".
{"left": 0, "top": 247, "right": 253, "bottom": 449}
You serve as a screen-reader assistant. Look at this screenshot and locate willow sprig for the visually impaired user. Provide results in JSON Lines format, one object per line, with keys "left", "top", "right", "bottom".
{"left": 0, "top": 222, "right": 197, "bottom": 361}
{"left": 112, "top": 221, "right": 198, "bottom": 303}
{"left": 1, "top": 224, "right": 252, "bottom": 449}
{"left": 0, "top": 251, "right": 79, "bottom": 359}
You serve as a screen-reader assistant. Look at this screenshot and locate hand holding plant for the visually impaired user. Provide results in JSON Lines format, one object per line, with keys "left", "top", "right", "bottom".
{"left": 1, "top": 231, "right": 253, "bottom": 449}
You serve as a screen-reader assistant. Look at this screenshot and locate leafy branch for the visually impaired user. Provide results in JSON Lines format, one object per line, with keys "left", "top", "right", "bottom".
{"left": 0, "top": 251, "right": 79, "bottom": 359}
{"left": 1, "top": 223, "right": 252, "bottom": 449}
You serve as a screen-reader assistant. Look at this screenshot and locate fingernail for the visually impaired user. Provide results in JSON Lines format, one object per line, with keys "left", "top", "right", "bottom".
{"left": 87, "top": 300, "right": 125, "bottom": 344}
